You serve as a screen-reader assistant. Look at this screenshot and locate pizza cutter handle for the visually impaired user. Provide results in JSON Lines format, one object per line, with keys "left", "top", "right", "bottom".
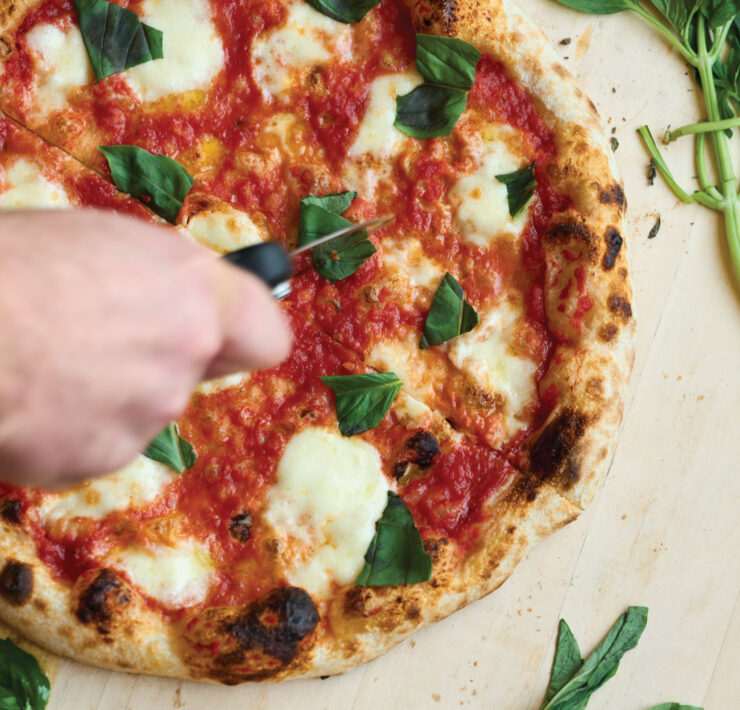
{"left": 223, "top": 242, "right": 294, "bottom": 300}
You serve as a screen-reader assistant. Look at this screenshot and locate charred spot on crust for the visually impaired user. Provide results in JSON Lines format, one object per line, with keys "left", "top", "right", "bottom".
{"left": 602, "top": 228, "right": 623, "bottom": 270}
{"left": 599, "top": 185, "right": 625, "bottom": 206}
{"left": 599, "top": 323, "right": 619, "bottom": 342}
{"left": 546, "top": 222, "right": 598, "bottom": 262}
{"left": 229, "top": 512, "right": 252, "bottom": 543}
{"left": 405, "top": 431, "right": 440, "bottom": 468}
{"left": 0, "top": 499, "right": 22, "bottom": 524}
{"left": 607, "top": 293, "right": 632, "bottom": 321}
{"left": 0, "top": 560, "right": 32, "bottom": 606}
{"left": 529, "top": 409, "right": 587, "bottom": 485}
{"left": 76, "top": 569, "right": 131, "bottom": 635}
{"left": 226, "top": 587, "right": 319, "bottom": 666}
{"left": 423, "top": 537, "right": 449, "bottom": 564}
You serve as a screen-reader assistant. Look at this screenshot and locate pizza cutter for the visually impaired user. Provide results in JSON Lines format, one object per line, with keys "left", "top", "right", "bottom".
{"left": 222, "top": 216, "right": 393, "bottom": 299}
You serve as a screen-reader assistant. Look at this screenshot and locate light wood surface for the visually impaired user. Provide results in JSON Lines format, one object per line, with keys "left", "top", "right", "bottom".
{"left": 29, "top": 2, "right": 740, "bottom": 708}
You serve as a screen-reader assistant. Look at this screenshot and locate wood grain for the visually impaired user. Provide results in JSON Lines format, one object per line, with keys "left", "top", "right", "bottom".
{"left": 29, "top": 2, "right": 740, "bottom": 708}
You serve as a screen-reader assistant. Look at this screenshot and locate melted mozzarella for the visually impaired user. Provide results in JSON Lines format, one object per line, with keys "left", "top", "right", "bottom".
{"left": 185, "top": 205, "right": 264, "bottom": 253}
{"left": 0, "top": 159, "right": 72, "bottom": 208}
{"left": 367, "top": 336, "right": 436, "bottom": 406}
{"left": 447, "top": 302, "right": 537, "bottom": 433}
{"left": 108, "top": 542, "right": 214, "bottom": 607}
{"left": 251, "top": 1, "right": 351, "bottom": 101}
{"left": 450, "top": 126, "right": 531, "bottom": 246}
{"left": 262, "top": 427, "right": 389, "bottom": 597}
{"left": 25, "top": 23, "right": 92, "bottom": 118}
{"left": 382, "top": 240, "right": 445, "bottom": 291}
{"left": 38, "top": 456, "right": 178, "bottom": 523}
{"left": 347, "top": 71, "right": 422, "bottom": 161}
{"left": 125, "top": 0, "right": 224, "bottom": 103}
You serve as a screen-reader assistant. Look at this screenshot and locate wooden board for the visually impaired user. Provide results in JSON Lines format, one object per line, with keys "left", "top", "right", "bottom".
{"left": 27, "top": 2, "right": 740, "bottom": 708}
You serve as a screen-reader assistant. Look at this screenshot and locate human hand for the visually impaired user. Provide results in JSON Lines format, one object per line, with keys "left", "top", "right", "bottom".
{"left": 0, "top": 210, "right": 291, "bottom": 487}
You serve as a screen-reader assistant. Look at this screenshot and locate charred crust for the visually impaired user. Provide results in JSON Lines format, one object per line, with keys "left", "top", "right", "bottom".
{"left": 343, "top": 587, "right": 374, "bottom": 617}
{"left": 0, "top": 560, "right": 32, "bottom": 606}
{"left": 0, "top": 499, "right": 22, "bottom": 524}
{"left": 599, "top": 184, "right": 625, "bottom": 206}
{"left": 607, "top": 293, "right": 632, "bottom": 321}
{"left": 76, "top": 569, "right": 131, "bottom": 635}
{"left": 545, "top": 221, "right": 598, "bottom": 262}
{"left": 529, "top": 409, "right": 588, "bottom": 485}
{"left": 423, "top": 537, "right": 449, "bottom": 564}
{"left": 599, "top": 323, "right": 619, "bottom": 342}
{"left": 229, "top": 512, "right": 252, "bottom": 543}
{"left": 226, "top": 587, "right": 319, "bottom": 666}
{"left": 405, "top": 431, "right": 440, "bottom": 468}
{"left": 602, "top": 228, "right": 623, "bottom": 270}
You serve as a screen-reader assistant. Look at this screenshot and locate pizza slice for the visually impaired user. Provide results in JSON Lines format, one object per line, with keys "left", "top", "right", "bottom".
{"left": 0, "top": 302, "right": 578, "bottom": 680}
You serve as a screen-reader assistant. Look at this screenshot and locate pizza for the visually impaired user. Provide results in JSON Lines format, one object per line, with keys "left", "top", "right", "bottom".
{"left": 0, "top": 0, "right": 634, "bottom": 684}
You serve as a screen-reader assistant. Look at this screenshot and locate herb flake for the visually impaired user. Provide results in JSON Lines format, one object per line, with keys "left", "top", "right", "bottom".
{"left": 496, "top": 162, "right": 537, "bottom": 218}
{"left": 420, "top": 273, "right": 479, "bottom": 349}
{"left": 144, "top": 423, "right": 197, "bottom": 473}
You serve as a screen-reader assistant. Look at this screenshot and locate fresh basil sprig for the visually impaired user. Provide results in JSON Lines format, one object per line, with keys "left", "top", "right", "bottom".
{"left": 355, "top": 491, "right": 432, "bottom": 586}
{"left": 298, "top": 192, "right": 377, "bottom": 282}
{"left": 419, "top": 273, "right": 479, "bottom": 349}
{"left": 304, "top": 0, "right": 380, "bottom": 23}
{"left": 549, "top": 2, "right": 740, "bottom": 292}
{"left": 144, "top": 423, "right": 197, "bottom": 473}
{"left": 496, "top": 162, "right": 537, "bottom": 218}
{"left": 0, "top": 638, "right": 50, "bottom": 710}
{"left": 74, "top": 0, "right": 163, "bottom": 82}
{"left": 320, "top": 372, "right": 402, "bottom": 435}
{"left": 395, "top": 35, "right": 481, "bottom": 138}
{"left": 98, "top": 145, "right": 194, "bottom": 223}
{"left": 540, "top": 607, "right": 648, "bottom": 710}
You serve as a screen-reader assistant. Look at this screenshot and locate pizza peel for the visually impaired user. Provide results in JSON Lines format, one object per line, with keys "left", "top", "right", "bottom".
{"left": 223, "top": 216, "right": 393, "bottom": 299}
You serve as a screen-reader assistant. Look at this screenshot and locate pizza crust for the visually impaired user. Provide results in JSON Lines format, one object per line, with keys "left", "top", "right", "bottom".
{"left": 0, "top": 0, "right": 633, "bottom": 683}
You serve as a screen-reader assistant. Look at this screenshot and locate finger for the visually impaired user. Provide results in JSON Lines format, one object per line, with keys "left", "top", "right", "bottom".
{"left": 206, "top": 261, "right": 293, "bottom": 376}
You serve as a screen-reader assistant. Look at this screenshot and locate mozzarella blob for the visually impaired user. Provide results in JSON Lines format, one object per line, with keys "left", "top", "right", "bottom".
{"left": 0, "top": 159, "right": 72, "bottom": 208}
{"left": 25, "top": 23, "right": 92, "bottom": 118}
{"left": 262, "top": 427, "right": 390, "bottom": 597}
{"left": 125, "top": 0, "right": 225, "bottom": 103}
{"left": 251, "top": 0, "right": 351, "bottom": 101}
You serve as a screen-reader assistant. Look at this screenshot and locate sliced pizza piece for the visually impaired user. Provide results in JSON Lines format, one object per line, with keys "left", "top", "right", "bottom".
{"left": 0, "top": 302, "right": 577, "bottom": 680}
{"left": 0, "top": 111, "right": 159, "bottom": 218}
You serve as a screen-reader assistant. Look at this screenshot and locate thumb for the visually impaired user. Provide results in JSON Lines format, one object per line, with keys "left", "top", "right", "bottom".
{"left": 205, "top": 259, "right": 293, "bottom": 377}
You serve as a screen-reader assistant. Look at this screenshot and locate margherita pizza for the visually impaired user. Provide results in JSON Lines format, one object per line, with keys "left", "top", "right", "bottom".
{"left": 0, "top": 0, "right": 634, "bottom": 683}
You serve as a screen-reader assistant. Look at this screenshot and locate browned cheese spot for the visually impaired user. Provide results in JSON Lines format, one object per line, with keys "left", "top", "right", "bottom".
{"left": 602, "top": 228, "right": 623, "bottom": 270}
{"left": 607, "top": 293, "right": 632, "bottom": 322}
{"left": 529, "top": 409, "right": 587, "bottom": 485}
{"left": 0, "top": 560, "right": 32, "bottom": 606}
{"left": 76, "top": 568, "right": 132, "bottom": 635}
{"left": 229, "top": 512, "right": 252, "bottom": 543}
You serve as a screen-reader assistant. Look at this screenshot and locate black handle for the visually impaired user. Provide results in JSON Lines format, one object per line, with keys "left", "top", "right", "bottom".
{"left": 223, "top": 242, "right": 294, "bottom": 299}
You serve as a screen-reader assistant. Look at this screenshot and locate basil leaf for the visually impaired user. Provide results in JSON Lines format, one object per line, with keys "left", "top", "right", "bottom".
{"left": 299, "top": 191, "right": 357, "bottom": 227}
{"left": 98, "top": 145, "right": 194, "bottom": 223}
{"left": 544, "top": 620, "right": 584, "bottom": 704}
{"left": 648, "top": 704, "right": 703, "bottom": 710}
{"left": 541, "top": 606, "right": 648, "bottom": 710}
{"left": 395, "top": 34, "right": 480, "bottom": 138}
{"left": 303, "top": 0, "right": 380, "bottom": 23}
{"left": 320, "top": 372, "right": 402, "bottom": 436}
{"left": 415, "top": 35, "right": 480, "bottom": 90}
{"left": 395, "top": 85, "right": 469, "bottom": 138}
{"left": 496, "top": 162, "right": 537, "bottom": 218}
{"left": 74, "top": 0, "right": 163, "bottom": 82}
{"left": 144, "top": 423, "right": 197, "bottom": 473}
{"left": 298, "top": 195, "right": 377, "bottom": 282}
{"left": 550, "top": 0, "right": 638, "bottom": 13}
{"left": 355, "top": 492, "right": 432, "bottom": 586}
{"left": 701, "top": 0, "right": 740, "bottom": 29}
{"left": 419, "top": 273, "right": 479, "bottom": 349}
{"left": 0, "top": 638, "right": 50, "bottom": 710}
